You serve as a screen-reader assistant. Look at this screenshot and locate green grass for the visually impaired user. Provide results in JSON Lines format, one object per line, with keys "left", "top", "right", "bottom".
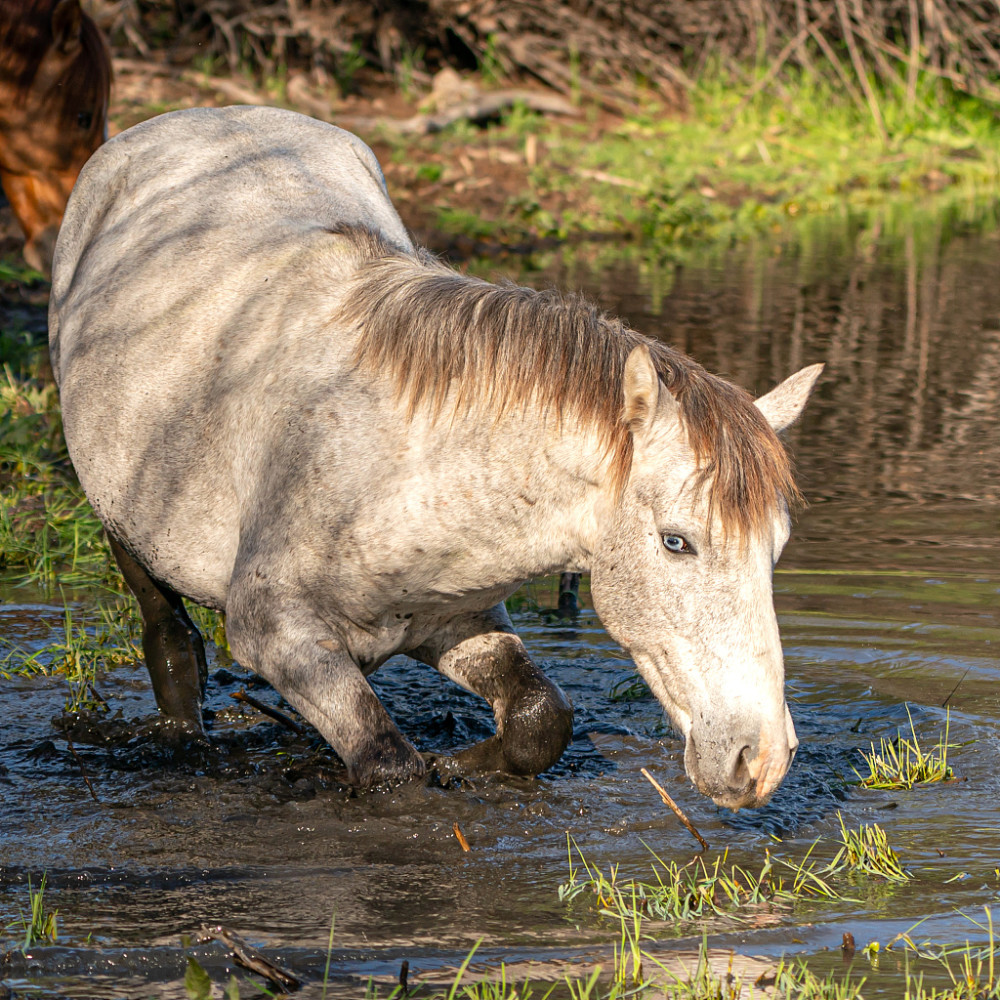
{"left": 829, "top": 814, "right": 911, "bottom": 883}
{"left": 559, "top": 835, "right": 843, "bottom": 925}
{"left": 183, "top": 914, "right": 1000, "bottom": 999}
{"left": 854, "top": 707, "right": 956, "bottom": 790}
{"left": 398, "top": 61, "right": 1000, "bottom": 253}
{"left": 3, "top": 874, "right": 59, "bottom": 952}
{"left": 0, "top": 596, "right": 141, "bottom": 710}
{"left": 0, "top": 358, "right": 115, "bottom": 589}
{"left": 607, "top": 675, "right": 652, "bottom": 702}
{"left": 561, "top": 815, "right": 913, "bottom": 929}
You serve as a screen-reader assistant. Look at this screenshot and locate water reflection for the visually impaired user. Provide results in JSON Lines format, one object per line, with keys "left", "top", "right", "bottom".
{"left": 521, "top": 207, "right": 1000, "bottom": 507}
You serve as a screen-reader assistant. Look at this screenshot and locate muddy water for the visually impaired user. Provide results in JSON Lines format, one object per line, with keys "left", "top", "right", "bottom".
{"left": 2, "top": 206, "right": 999, "bottom": 997}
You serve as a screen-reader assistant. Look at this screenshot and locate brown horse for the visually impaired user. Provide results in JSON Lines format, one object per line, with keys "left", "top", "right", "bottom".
{"left": 0, "top": 0, "right": 110, "bottom": 274}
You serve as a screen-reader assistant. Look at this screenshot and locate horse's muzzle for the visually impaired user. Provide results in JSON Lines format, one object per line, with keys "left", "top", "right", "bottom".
{"left": 684, "top": 705, "right": 798, "bottom": 810}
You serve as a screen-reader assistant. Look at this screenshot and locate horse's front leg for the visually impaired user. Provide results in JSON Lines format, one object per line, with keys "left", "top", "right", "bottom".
{"left": 413, "top": 604, "right": 574, "bottom": 776}
{"left": 226, "top": 578, "right": 425, "bottom": 788}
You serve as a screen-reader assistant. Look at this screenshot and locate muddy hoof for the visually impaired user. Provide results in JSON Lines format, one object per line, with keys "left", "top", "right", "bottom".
{"left": 148, "top": 715, "right": 210, "bottom": 746}
{"left": 348, "top": 735, "right": 426, "bottom": 789}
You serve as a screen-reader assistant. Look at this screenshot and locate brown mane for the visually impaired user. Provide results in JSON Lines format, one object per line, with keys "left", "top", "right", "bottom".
{"left": 0, "top": 0, "right": 110, "bottom": 128}
{"left": 339, "top": 228, "right": 800, "bottom": 537}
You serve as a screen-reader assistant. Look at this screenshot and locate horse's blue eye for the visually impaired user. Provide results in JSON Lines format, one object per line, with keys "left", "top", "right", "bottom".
{"left": 662, "top": 534, "right": 690, "bottom": 553}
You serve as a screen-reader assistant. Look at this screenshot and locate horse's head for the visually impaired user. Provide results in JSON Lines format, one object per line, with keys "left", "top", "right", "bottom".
{"left": 591, "top": 347, "right": 822, "bottom": 810}
{"left": 0, "top": 0, "right": 110, "bottom": 273}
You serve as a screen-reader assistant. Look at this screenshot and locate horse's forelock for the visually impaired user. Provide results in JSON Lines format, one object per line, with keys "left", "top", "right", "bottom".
{"left": 340, "top": 227, "right": 799, "bottom": 538}
{"left": 654, "top": 358, "right": 803, "bottom": 540}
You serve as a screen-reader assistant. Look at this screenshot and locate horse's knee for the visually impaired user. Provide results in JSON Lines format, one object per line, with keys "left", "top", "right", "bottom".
{"left": 499, "top": 677, "right": 574, "bottom": 775}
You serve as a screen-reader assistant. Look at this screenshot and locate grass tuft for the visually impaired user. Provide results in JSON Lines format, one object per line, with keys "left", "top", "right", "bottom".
{"left": 828, "top": 814, "right": 911, "bottom": 883}
{"left": 559, "top": 835, "right": 843, "bottom": 925}
{"left": 4, "top": 873, "right": 59, "bottom": 951}
{"left": 854, "top": 707, "right": 956, "bottom": 790}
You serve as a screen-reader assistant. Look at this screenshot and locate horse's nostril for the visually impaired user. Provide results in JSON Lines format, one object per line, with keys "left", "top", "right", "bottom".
{"left": 732, "top": 745, "right": 753, "bottom": 789}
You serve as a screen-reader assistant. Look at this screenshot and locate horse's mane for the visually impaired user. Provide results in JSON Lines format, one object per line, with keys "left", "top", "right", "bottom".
{"left": 338, "top": 227, "right": 800, "bottom": 537}
{"left": 0, "top": 0, "right": 110, "bottom": 128}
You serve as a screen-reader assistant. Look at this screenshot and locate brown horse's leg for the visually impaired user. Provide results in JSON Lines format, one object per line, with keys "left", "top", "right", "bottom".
{"left": 107, "top": 533, "right": 208, "bottom": 731}
{"left": 413, "top": 605, "right": 574, "bottom": 776}
{"left": 0, "top": 170, "right": 69, "bottom": 276}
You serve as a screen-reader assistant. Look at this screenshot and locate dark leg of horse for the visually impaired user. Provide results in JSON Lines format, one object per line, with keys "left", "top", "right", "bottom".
{"left": 413, "top": 604, "right": 574, "bottom": 777}
{"left": 558, "top": 572, "right": 581, "bottom": 615}
{"left": 107, "top": 533, "right": 208, "bottom": 732}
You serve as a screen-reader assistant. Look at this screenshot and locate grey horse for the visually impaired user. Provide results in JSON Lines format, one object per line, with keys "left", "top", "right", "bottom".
{"left": 50, "top": 106, "right": 821, "bottom": 809}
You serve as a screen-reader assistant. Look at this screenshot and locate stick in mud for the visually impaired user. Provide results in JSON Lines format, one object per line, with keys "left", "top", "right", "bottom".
{"left": 399, "top": 959, "right": 410, "bottom": 995}
{"left": 197, "top": 924, "right": 302, "bottom": 991}
{"left": 65, "top": 737, "right": 99, "bottom": 802}
{"left": 640, "top": 767, "right": 709, "bottom": 853}
{"left": 452, "top": 822, "right": 471, "bottom": 852}
{"left": 231, "top": 689, "right": 306, "bottom": 734}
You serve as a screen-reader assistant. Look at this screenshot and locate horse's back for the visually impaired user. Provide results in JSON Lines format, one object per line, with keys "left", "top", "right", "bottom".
{"left": 50, "top": 106, "right": 410, "bottom": 606}
{"left": 53, "top": 105, "right": 411, "bottom": 311}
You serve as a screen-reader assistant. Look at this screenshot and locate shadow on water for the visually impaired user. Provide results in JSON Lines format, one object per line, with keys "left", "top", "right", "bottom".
{"left": 2, "top": 201, "right": 999, "bottom": 996}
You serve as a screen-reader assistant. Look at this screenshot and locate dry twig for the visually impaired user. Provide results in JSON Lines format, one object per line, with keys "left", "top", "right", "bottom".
{"left": 231, "top": 689, "right": 306, "bottom": 734}
{"left": 641, "top": 767, "right": 709, "bottom": 853}
{"left": 197, "top": 924, "right": 302, "bottom": 991}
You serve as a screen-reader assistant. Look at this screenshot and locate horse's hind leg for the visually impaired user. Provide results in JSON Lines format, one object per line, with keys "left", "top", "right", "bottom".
{"left": 107, "top": 534, "right": 208, "bottom": 732}
{"left": 413, "top": 604, "right": 574, "bottom": 776}
{"left": 558, "top": 572, "right": 580, "bottom": 615}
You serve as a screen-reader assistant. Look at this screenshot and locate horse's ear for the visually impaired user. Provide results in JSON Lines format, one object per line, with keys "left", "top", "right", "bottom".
{"left": 50, "top": 0, "right": 84, "bottom": 56}
{"left": 623, "top": 345, "right": 672, "bottom": 436}
{"left": 754, "top": 363, "right": 824, "bottom": 432}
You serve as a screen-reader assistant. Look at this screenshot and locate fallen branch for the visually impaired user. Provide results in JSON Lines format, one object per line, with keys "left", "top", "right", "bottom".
{"left": 578, "top": 169, "right": 645, "bottom": 190}
{"left": 342, "top": 89, "right": 577, "bottom": 136}
{"left": 180, "top": 71, "right": 273, "bottom": 105}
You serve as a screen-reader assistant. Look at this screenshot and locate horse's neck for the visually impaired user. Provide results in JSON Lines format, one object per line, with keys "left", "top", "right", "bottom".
{"left": 397, "top": 406, "right": 609, "bottom": 586}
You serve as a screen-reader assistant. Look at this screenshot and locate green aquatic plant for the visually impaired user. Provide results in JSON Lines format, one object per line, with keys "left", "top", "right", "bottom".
{"left": 8, "top": 873, "right": 59, "bottom": 951}
{"left": 559, "top": 835, "right": 842, "bottom": 924}
{"left": 827, "top": 813, "right": 911, "bottom": 883}
{"left": 0, "top": 597, "right": 141, "bottom": 712}
{"left": 854, "top": 707, "right": 956, "bottom": 790}
{"left": 607, "top": 674, "right": 652, "bottom": 702}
